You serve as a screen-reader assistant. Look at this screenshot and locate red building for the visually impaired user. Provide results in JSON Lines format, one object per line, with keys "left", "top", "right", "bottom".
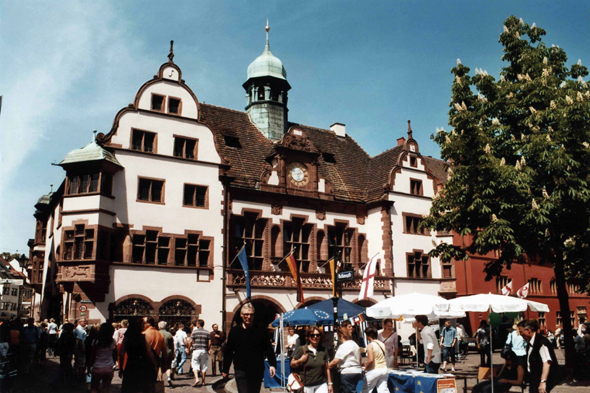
{"left": 454, "top": 234, "right": 590, "bottom": 336}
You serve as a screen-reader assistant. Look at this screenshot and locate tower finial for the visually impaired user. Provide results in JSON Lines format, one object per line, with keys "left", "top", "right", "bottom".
{"left": 265, "top": 20, "right": 270, "bottom": 52}
{"left": 407, "top": 120, "right": 413, "bottom": 138}
{"left": 168, "top": 40, "right": 175, "bottom": 63}
{"left": 93, "top": 130, "right": 97, "bottom": 143}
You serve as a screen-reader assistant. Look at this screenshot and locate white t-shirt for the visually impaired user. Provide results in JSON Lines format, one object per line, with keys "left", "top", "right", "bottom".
{"left": 335, "top": 340, "right": 362, "bottom": 374}
{"left": 175, "top": 329, "right": 188, "bottom": 349}
{"left": 48, "top": 322, "right": 58, "bottom": 335}
{"left": 287, "top": 333, "right": 300, "bottom": 348}
{"left": 421, "top": 326, "right": 441, "bottom": 364}
{"left": 377, "top": 331, "right": 398, "bottom": 368}
{"left": 527, "top": 333, "right": 552, "bottom": 373}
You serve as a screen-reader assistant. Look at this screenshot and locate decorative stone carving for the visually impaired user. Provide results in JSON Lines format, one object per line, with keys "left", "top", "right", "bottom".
{"left": 279, "top": 133, "right": 318, "bottom": 153}
{"left": 440, "top": 280, "right": 457, "bottom": 292}
{"left": 316, "top": 210, "right": 326, "bottom": 221}
{"left": 63, "top": 265, "right": 92, "bottom": 280}
{"left": 271, "top": 205, "right": 283, "bottom": 215}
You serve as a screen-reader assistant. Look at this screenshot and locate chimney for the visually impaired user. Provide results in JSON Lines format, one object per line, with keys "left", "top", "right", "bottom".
{"left": 397, "top": 137, "right": 406, "bottom": 146}
{"left": 330, "top": 123, "right": 346, "bottom": 138}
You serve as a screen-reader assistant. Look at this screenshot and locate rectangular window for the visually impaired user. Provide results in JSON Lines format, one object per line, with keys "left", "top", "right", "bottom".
{"left": 168, "top": 97, "right": 182, "bottom": 115}
{"left": 174, "top": 234, "right": 211, "bottom": 267}
{"left": 328, "top": 224, "right": 354, "bottom": 267}
{"left": 285, "top": 218, "right": 313, "bottom": 272}
{"left": 131, "top": 129, "right": 156, "bottom": 153}
{"left": 404, "top": 215, "right": 428, "bottom": 235}
{"left": 410, "top": 179, "right": 423, "bottom": 195}
{"left": 233, "top": 215, "right": 266, "bottom": 271}
{"left": 132, "top": 230, "right": 170, "bottom": 265}
{"left": 63, "top": 224, "right": 95, "bottom": 260}
{"left": 410, "top": 156, "right": 418, "bottom": 167}
{"left": 529, "top": 278, "right": 542, "bottom": 294}
{"left": 550, "top": 279, "right": 557, "bottom": 295}
{"left": 442, "top": 260, "right": 453, "bottom": 279}
{"left": 568, "top": 283, "right": 581, "bottom": 294}
{"left": 496, "top": 276, "right": 509, "bottom": 294}
{"left": 183, "top": 184, "right": 208, "bottom": 208}
{"left": 2, "top": 287, "right": 8, "bottom": 295}
{"left": 174, "top": 137, "right": 198, "bottom": 159}
{"left": 151, "top": 94, "right": 165, "bottom": 111}
{"left": 67, "top": 173, "right": 100, "bottom": 195}
{"left": 538, "top": 312, "right": 546, "bottom": 327}
{"left": 11, "top": 288, "right": 17, "bottom": 296}
{"left": 407, "top": 251, "right": 431, "bottom": 279}
{"left": 137, "top": 177, "right": 164, "bottom": 203}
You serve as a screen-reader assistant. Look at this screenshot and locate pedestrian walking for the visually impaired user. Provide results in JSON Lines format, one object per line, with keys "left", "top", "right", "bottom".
{"left": 113, "top": 319, "right": 128, "bottom": 370}
{"left": 377, "top": 318, "right": 398, "bottom": 369}
{"left": 210, "top": 323, "right": 225, "bottom": 376}
{"left": 50, "top": 322, "right": 76, "bottom": 389}
{"left": 519, "top": 319, "right": 559, "bottom": 393}
{"left": 505, "top": 323, "right": 526, "bottom": 367}
{"left": 158, "top": 321, "right": 174, "bottom": 387}
{"left": 291, "top": 326, "right": 332, "bottom": 393}
{"left": 475, "top": 320, "right": 490, "bottom": 367}
{"left": 362, "top": 327, "right": 388, "bottom": 393}
{"left": 47, "top": 318, "right": 58, "bottom": 357}
{"left": 187, "top": 319, "right": 210, "bottom": 387}
{"left": 223, "top": 302, "right": 276, "bottom": 393}
{"left": 74, "top": 318, "right": 88, "bottom": 379}
{"left": 440, "top": 320, "right": 457, "bottom": 372}
{"left": 119, "top": 317, "right": 158, "bottom": 393}
{"left": 21, "top": 318, "right": 40, "bottom": 374}
{"left": 328, "top": 320, "right": 362, "bottom": 393}
{"left": 88, "top": 323, "right": 116, "bottom": 393}
{"left": 174, "top": 323, "right": 188, "bottom": 375}
{"left": 414, "top": 315, "right": 441, "bottom": 374}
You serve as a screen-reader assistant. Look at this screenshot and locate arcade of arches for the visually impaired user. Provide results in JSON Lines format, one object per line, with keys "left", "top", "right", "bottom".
{"left": 111, "top": 296, "right": 201, "bottom": 327}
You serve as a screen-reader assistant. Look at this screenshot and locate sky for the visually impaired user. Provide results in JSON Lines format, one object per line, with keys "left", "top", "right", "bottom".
{"left": 1, "top": 0, "right": 589, "bottom": 255}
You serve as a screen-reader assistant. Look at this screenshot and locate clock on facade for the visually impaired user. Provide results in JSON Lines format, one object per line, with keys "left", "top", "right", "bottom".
{"left": 288, "top": 162, "right": 309, "bottom": 186}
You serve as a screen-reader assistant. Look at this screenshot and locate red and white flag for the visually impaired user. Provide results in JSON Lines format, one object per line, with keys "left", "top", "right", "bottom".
{"left": 502, "top": 280, "right": 513, "bottom": 296}
{"left": 359, "top": 252, "right": 382, "bottom": 300}
{"left": 517, "top": 283, "right": 529, "bottom": 299}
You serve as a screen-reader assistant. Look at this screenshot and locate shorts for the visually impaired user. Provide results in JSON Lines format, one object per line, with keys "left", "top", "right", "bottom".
{"left": 191, "top": 349, "right": 209, "bottom": 372}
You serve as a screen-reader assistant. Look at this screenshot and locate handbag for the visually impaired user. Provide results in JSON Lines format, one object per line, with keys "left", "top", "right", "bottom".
{"left": 287, "top": 345, "right": 307, "bottom": 393}
{"left": 501, "top": 332, "right": 513, "bottom": 356}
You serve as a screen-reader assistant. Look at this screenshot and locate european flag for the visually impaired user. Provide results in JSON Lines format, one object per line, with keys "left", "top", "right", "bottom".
{"left": 237, "top": 247, "right": 251, "bottom": 300}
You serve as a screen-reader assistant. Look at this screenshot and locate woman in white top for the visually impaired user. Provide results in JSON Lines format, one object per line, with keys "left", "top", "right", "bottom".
{"left": 328, "top": 321, "right": 362, "bottom": 393}
{"left": 377, "top": 318, "right": 398, "bottom": 369}
{"left": 287, "top": 327, "right": 300, "bottom": 357}
{"left": 363, "top": 327, "right": 389, "bottom": 393}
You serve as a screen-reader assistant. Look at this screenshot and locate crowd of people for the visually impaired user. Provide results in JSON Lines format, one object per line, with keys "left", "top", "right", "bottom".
{"left": 0, "top": 309, "right": 580, "bottom": 393}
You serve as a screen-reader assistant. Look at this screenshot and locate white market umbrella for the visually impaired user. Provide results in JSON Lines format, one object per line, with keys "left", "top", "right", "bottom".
{"left": 449, "top": 293, "right": 550, "bottom": 393}
{"left": 367, "top": 292, "right": 465, "bottom": 369}
{"left": 366, "top": 292, "right": 465, "bottom": 320}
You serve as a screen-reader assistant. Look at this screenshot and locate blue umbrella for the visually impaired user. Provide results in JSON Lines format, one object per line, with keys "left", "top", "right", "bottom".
{"left": 308, "top": 298, "right": 367, "bottom": 321}
{"left": 271, "top": 308, "right": 332, "bottom": 327}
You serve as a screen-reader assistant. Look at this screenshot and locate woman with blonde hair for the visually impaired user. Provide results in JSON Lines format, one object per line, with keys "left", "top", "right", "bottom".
{"left": 504, "top": 323, "right": 526, "bottom": 367}
{"left": 363, "top": 327, "right": 389, "bottom": 393}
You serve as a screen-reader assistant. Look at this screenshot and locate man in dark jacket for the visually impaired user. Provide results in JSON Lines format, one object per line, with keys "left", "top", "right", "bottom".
{"left": 222, "top": 303, "right": 276, "bottom": 393}
{"left": 520, "top": 319, "right": 560, "bottom": 393}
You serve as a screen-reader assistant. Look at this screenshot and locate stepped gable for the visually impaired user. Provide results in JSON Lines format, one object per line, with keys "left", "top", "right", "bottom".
{"left": 199, "top": 103, "right": 273, "bottom": 188}
{"left": 292, "top": 124, "right": 371, "bottom": 202}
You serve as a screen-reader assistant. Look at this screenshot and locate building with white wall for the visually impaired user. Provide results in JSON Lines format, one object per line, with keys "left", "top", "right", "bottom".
{"left": 30, "top": 31, "right": 455, "bottom": 336}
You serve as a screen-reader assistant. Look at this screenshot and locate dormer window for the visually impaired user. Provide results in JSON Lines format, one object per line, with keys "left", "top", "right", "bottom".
{"left": 151, "top": 94, "right": 165, "bottom": 112}
{"left": 168, "top": 97, "right": 182, "bottom": 115}
{"left": 410, "top": 156, "right": 417, "bottom": 167}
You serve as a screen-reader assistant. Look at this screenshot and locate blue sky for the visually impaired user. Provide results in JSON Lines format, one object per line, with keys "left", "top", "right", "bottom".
{"left": 1, "top": 1, "right": 589, "bottom": 255}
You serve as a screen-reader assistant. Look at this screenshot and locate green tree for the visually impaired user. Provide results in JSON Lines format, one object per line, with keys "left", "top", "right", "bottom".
{"left": 423, "top": 16, "right": 590, "bottom": 370}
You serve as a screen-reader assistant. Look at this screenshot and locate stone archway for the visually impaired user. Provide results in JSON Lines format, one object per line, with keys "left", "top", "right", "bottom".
{"left": 158, "top": 298, "right": 199, "bottom": 328}
{"left": 230, "top": 296, "right": 286, "bottom": 330}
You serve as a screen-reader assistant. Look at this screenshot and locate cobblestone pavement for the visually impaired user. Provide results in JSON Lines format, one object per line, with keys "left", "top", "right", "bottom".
{"left": 8, "top": 348, "right": 590, "bottom": 393}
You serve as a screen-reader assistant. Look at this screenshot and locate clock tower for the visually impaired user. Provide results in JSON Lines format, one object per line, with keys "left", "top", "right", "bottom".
{"left": 243, "top": 22, "right": 291, "bottom": 141}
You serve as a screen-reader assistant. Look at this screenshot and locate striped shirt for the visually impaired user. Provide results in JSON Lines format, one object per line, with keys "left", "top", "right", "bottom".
{"left": 191, "top": 328, "right": 210, "bottom": 350}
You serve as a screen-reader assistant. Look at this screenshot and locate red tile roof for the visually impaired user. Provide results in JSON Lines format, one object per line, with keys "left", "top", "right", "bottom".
{"left": 199, "top": 103, "right": 446, "bottom": 203}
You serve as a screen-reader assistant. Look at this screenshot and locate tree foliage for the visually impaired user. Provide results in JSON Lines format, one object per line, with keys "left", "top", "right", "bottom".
{"left": 423, "top": 15, "right": 590, "bottom": 370}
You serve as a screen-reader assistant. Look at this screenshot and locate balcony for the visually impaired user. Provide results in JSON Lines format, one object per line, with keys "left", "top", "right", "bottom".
{"left": 226, "top": 269, "right": 391, "bottom": 293}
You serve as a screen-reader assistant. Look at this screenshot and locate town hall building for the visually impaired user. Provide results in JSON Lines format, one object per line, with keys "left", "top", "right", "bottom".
{"left": 29, "top": 27, "right": 455, "bottom": 335}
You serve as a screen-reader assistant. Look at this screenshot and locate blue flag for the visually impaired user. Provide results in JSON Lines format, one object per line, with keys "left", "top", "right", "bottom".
{"left": 237, "top": 247, "right": 251, "bottom": 300}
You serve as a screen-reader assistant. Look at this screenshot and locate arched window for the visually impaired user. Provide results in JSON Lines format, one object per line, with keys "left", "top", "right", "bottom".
{"left": 158, "top": 299, "right": 198, "bottom": 327}
{"left": 113, "top": 298, "right": 155, "bottom": 321}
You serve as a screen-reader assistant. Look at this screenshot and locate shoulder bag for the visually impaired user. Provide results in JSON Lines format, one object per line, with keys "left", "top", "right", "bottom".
{"left": 288, "top": 345, "right": 307, "bottom": 393}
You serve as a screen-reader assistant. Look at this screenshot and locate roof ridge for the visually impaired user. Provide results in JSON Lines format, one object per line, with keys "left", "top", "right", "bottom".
{"left": 371, "top": 145, "right": 404, "bottom": 160}
{"left": 200, "top": 102, "right": 248, "bottom": 115}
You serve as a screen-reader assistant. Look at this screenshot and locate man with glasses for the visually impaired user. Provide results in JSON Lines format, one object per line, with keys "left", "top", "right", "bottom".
{"left": 223, "top": 303, "right": 276, "bottom": 393}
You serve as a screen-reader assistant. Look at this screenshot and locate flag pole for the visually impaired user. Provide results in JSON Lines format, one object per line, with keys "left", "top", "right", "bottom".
{"left": 274, "top": 247, "right": 297, "bottom": 268}
{"left": 228, "top": 244, "right": 246, "bottom": 268}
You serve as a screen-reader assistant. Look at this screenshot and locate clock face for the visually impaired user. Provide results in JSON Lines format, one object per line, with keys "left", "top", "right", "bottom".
{"left": 288, "top": 163, "right": 309, "bottom": 186}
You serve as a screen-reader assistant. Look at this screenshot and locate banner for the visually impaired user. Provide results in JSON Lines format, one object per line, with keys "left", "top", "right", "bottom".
{"left": 359, "top": 252, "right": 381, "bottom": 300}
{"left": 517, "top": 282, "right": 529, "bottom": 299}
{"left": 501, "top": 280, "right": 512, "bottom": 296}
{"left": 328, "top": 257, "right": 336, "bottom": 297}
{"left": 286, "top": 252, "right": 304, "bottom": 302}
{"left": 237, "top": 246, "right": 251, "bottom": 300}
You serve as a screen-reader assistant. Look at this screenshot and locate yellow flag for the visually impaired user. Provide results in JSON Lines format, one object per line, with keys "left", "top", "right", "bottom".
{"left": 329, "top": 257, "right": 336, "bottom": 297}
